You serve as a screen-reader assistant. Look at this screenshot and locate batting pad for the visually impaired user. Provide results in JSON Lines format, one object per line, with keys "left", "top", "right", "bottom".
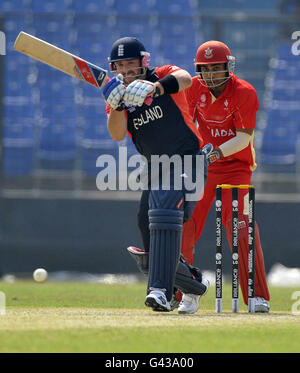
{"left": 175, "top": 258, "right": 207, "bottom": 295}
{"left": 127, "top": 247, "right": 207, "bottom": 296}
{"left": 127, "top": 246, "right": 149, "bottom": 276}
{"left": 147, "top": 208, "right": 183, "bottom": 301}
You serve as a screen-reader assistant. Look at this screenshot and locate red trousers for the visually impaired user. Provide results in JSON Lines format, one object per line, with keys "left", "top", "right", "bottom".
{"left": 181, "top": 162, "right": 270, "bottom": 305}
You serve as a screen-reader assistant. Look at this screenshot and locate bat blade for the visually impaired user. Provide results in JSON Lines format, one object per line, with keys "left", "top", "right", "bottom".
{"left": 14, "top": 31, "right": 109, "bottom": 89}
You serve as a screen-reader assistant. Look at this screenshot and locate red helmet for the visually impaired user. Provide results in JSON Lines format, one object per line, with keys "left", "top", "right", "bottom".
{"left": 194, "top": 40, "right": 235, "bottom": 73}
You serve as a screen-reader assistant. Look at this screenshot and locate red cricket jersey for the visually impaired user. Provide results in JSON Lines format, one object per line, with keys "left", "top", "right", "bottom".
{"left": 185, "top": 73, "right": 259, "bottom": 171}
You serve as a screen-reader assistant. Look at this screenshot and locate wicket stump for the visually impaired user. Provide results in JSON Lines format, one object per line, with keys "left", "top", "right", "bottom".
{"left": 215, "top": 184, "right": 255, "bottom": 313}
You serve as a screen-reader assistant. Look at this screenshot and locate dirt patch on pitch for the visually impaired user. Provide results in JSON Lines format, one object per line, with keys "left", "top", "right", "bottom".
{"left": 0, "top": 308, "right": 299, "bottom": 331}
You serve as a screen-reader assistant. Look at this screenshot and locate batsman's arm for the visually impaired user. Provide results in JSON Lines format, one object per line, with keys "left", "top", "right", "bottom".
{"left": 169, "top": 69, "right": 192, "bottom": 92}
{"left": 155, "top": 68, "right": 192, "bottom": 97}
{"left": 107, "top": 109, "right": 128, "bottom": 142}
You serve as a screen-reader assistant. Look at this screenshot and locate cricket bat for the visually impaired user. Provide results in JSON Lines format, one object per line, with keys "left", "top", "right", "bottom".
{"left": 14, "top": 31, "right": 109, "bottom": 89}
{"left": 14, "top": 31, "right": 154, "bottom": 106}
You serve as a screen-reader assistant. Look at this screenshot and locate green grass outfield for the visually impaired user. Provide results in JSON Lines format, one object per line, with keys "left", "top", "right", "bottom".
{"left": 0, "top": 280, "right": 299, "bottom": 353}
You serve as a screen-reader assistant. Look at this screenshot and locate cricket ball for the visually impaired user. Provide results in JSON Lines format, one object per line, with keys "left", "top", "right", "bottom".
{"left": 33, "top": 268, "right": 48, "bottom": 283}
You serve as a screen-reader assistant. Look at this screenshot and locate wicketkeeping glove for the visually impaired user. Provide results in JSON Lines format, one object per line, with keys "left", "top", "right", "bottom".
{"left": 201, "top": 143, "right": 223, "bottom": 165}
{"left": 123, "top": 80, "right": 156, "bottom": 107}
{"left": 101, "top": 76, "right": 126, "bottom": 110}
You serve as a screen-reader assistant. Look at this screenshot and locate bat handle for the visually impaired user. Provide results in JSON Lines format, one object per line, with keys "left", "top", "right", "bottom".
{"left": 117, "top": 77, "right": 159, "bottom": 108}
{"left": 144, "top": 86, "right": 160, "bottom": 106}
{"left": 119, "top": 97, "right": 152, "bottom": 109}
{"left": 144, "top": 97, "right": 153, "bottom": 106}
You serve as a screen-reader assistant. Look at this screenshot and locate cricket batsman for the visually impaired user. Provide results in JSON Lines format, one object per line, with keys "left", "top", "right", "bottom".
{"left": 178, "top": 40, "right": 270, "bottom": 314}
{"left": 102, "top": 37, "right": 209, "bottom": 312}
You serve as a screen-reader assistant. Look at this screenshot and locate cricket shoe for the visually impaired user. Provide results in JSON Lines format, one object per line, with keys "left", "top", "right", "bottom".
{"left": 178, "top": 276, "right": 210, "bottom": 315}
{"left": 254, "top": 297, "right": 270, "bottom": 313}
{"left": 145, "top": 288, "right": 171, "bottom": 312}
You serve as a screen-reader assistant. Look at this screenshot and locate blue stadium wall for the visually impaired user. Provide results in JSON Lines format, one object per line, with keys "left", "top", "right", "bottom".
{"left": 0, "top": 196, "right": 299, "bottom": 275}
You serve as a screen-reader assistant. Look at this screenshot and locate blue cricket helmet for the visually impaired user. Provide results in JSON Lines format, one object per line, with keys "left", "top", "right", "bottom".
{"left": 108, "top": 37, "right": 150, "bottom": 71}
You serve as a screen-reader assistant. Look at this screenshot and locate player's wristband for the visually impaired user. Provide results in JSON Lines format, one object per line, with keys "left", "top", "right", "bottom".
{"left": 158, "top": 74, "right": 179, "bottom": 94}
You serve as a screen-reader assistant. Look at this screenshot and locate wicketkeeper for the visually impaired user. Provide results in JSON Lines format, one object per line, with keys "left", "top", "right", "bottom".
{"left": 179, "top": 41, "right": 270, "bottom": 314}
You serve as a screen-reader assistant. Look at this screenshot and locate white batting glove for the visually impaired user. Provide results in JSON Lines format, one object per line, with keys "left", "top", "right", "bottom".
{"left": 123, "top": 80, "right": 156, "bottom": 107}
{"left": 102, "top": 76, "right": 126, "bottom": 110}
